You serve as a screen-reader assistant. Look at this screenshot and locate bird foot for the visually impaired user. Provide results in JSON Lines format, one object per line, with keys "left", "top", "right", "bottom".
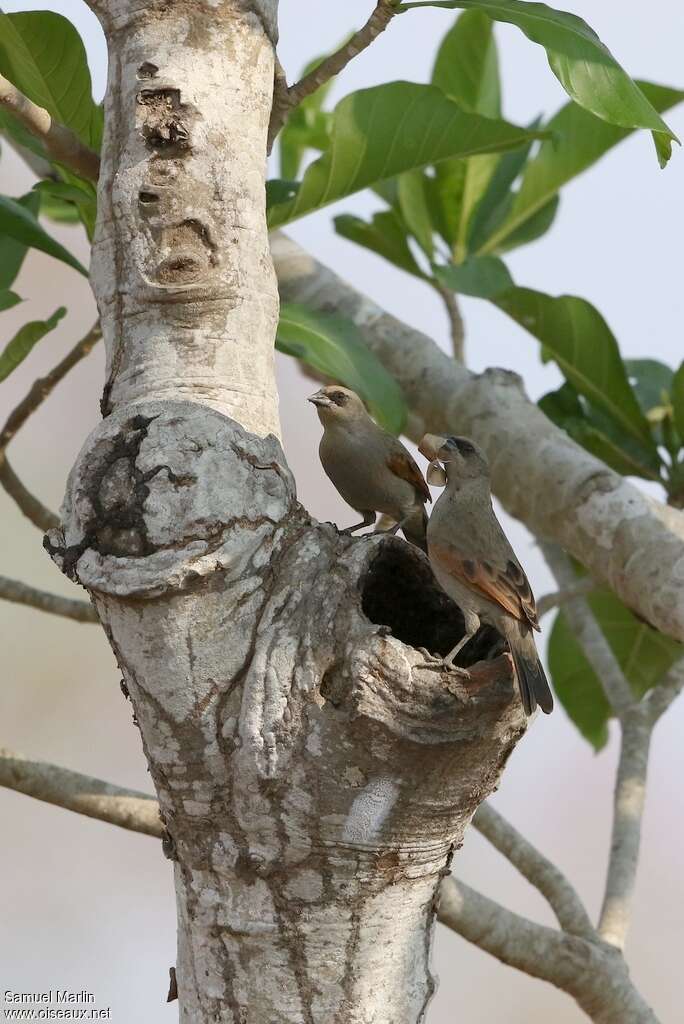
{"left": 421, "top": 657, "right": 469, "bottom": 677}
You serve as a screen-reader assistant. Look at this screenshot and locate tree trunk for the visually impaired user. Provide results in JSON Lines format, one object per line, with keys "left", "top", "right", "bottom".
{"left": 47, "top": 1, "right": 525, "bottom": 1020}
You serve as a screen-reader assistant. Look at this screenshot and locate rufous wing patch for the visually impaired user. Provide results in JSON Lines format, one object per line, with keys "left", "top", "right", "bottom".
{"left": 430, "top": 544, "right": 539, "bottom": 630}
{"left": 386, "top": 447, "right": 431, "bottom": 503}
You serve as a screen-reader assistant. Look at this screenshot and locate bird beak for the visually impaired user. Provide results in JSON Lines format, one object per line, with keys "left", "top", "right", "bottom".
{"left": 426, "top": 461, "right": 447, "bottom": 487}
{"left": 308, "top": 390, "right": 333, "bottom": 408}
{"left": 418, "top": 433, "right": 448, "bottom": 461}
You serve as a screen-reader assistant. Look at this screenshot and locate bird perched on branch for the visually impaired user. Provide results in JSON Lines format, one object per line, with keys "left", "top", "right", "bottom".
{"left": 308, "top": 385, "right": 430, "bottom": 551}
{"left": 419, "top": 433, "right": 553, "bottom": 716}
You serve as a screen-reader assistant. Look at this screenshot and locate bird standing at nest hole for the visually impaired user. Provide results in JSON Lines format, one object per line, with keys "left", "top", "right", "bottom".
{"left": 419, "top": 433, "right": 554, "bottom": 717}
{"left": 308, "top": 385, "right": 430, "bottom": 552}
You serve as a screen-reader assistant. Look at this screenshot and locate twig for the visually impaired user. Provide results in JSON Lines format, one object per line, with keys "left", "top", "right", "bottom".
{"left": 267, "top": 1, "right": 398, "bottom": 147}
{"left": 598, "top": 705, "right": 651, "bottom": 949}
{"left": 0, "top": 321, "right": 101, "bottom": 450}
{"left": 0, "top": 575, "right": 97, "bottom": 623}
{"left": 0, "top": 321, "right": 100, "bottom": 532}
{"left": 0, "top": 74, "right": 100, "bottom": 182}
{"left": 0, "top": 748, "right": 163, "bottom": 837}
{"left": 540, "top": 541, "right": 633, "bottom": 714}
{"left": 473, "top": 803, "right": 595, "bottom": 938}
{"left": 537, "top": 576, "right": 596, "bottom": 617}
{"left": 643, "top": 655, "right": 684, "bottom": 723}
{"left": 0, "top": 458, "right": 59, "bottom": 531}
{"left": 435, "top": 282, "right": 465, "bottom": 362}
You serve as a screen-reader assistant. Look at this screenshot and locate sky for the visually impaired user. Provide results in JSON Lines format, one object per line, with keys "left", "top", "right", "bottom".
{"left": 1, "top": 2, "right": 683, "bottom": 1022}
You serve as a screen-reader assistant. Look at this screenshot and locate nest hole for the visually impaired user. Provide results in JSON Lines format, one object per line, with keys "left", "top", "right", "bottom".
{"left": 361, "top": 539, "right": 504, "bottom": 667}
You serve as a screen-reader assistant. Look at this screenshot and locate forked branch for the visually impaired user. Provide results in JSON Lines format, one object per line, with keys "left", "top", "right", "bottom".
{"left": 268, "top": 1, "right": 398, "bottom": 147}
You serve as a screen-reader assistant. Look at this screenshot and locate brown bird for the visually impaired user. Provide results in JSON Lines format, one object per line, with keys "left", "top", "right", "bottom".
{"left": 420, "top": 433, "right": 553, "bottom": 716}
{"left": 308, "top": 385, "right": 430, "bottom": 550}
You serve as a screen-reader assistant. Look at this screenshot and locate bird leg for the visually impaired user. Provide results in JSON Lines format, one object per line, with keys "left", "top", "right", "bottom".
{"left": 421, "top": 627, "right": 477, "bottom": 675}
{"left": 340, "top": 510, "right": 376, "bottom": 535}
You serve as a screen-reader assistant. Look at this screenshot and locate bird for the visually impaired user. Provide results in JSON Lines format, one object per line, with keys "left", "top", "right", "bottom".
{"left": 419, "top": 433, "right": 553, "bottom": 716}
{"left": 308, "top": 385, "right": 431, "bottom": 551}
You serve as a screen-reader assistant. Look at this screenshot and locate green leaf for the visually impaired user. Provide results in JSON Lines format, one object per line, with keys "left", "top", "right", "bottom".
{"left": 539, "top": 382, "right": 662, "bottom": 481}
{"left": 0, "top": 191, "right": 41, "bottom": 289}
{"left": 0, "top": 12, "right": 102, "bottom": 149}
{"left": 481, "top": 82, "right": 684, "bottom": 252}
{"left": 0, "top": 306, "right": 66, "bottom": 382}
{"left": 432, "top": 9, "right": 501, "bottom": 115}
{"left": 0, "top": 290, "right": 20, "bottom": 312}
{"left": 434, "top": 254, "right": 513, "bottom": 297}
{"left": 550, "top": 584, "right": 684, "bottom": 749}
{"left": 495, "top": 287, "right": 654, "bottom": 446}
{"left": 624, "top": 359, "right": 674, "bottom": 417}
{"left": 588, "top": 588, "right": 683, "bottom": 697}
{"left": 397, "top": 1, "right": 679, "bottom": 165}
{"left": 334, "top": 210, "right": 428, "bottom": 279}
{"left": 495, "top": 193, "right": 559, "bottom": 252}
{"left": 276, "top": 304, "right": 407, "bottom": 433}
{"left": 467, "top": 117, "right": 541, "bottom": 252}
{"left": 32, "top": 178, "right": 97, "bottom": 237}
{"left": 673, "top": 362, "right": 684, "bottom": 441}
{"left": 279, "top": 48, "right": 336, "bottom": 179}
{"left": 425, "top": 160, "right": 466, "bottom": 248}
{"left": 0, "top": 195, "right": 87, "bottom": 275}
{"left": 548, "top": 610, "right": 611, "bottom": 750}
{"left": 397, "top": 170, "right": 434, "bottom": 258}
{"left": 267, "top": 82, "right": 546, "bottom": 228}
{"left": 432, "top": 10, "right": 502, "bottom": 259}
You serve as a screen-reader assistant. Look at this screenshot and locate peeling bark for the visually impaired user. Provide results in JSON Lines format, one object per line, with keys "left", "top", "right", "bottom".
{"left": 48, "top": 2, "right": 526, "bottom": 1020}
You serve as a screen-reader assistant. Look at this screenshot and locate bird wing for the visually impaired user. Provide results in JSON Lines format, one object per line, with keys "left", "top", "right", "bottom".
{"left": 386, "top": 442, "right": 431, "bottom": 503}
{"left": 430, "top": 542, "right": 540, "bottom": 631}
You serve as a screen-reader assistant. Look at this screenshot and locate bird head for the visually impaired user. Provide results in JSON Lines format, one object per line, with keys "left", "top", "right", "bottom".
{"left": 307, "top": 385, "right": 367, "bottom": 425}
{"left": 419, "top": 434, "right": 489, "bottom": 483}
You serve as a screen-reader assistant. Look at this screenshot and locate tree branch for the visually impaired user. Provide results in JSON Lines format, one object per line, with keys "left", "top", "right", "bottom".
{"left": 434, "top": 282, "right": 465, "bottom": 362}
{"left": 598, "top": 706, "right": 652, "bottom": 950}
{"left": 0, "top": 575, "right": 97, "bottom": 622}
{"left": 0, "top": 74, "right": 100, "bottom": 182}
{"left": 473, "top": 802, "right": 595, "bottom": 938}
{"left": 0, "top": 748, "right": 162, "bottom": 837}
{"left": 0, "top": 744, "right": 659, "bottom": 1022}
{"left": 643, "top": 655, "right": 684, "bottom": 723}
{"left": 0, "top": 457, "right": 59, "bottom": 531}
{"left": 0, "top": 321, "right": 100, "bottom": 531}
{"left": 271, "top": 232, "right": 684, "bottom": 644}
{"left": 438, "top": 878, "right": 659, "bottom": 1024}
{"left": 268, "top": 1, "right": 398, "bottom": 146}
{"left": 537, "top": 576, "right": 596, "bottom": 617}
{"left": 540, "top": 541, "right": 634, "bottom": 715}
{"left": 0, "top": 321, "right": 101, "bottom": 451}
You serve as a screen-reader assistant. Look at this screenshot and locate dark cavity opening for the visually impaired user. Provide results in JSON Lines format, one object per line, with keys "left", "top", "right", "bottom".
{"left": 361, "top": 539, "right": 504, "bottom": 668}
{"left": 137, "top": 62, "right": 159, "bottom": 79}
{"left": 139, "top": 191, "right": 159, "bottom": 205}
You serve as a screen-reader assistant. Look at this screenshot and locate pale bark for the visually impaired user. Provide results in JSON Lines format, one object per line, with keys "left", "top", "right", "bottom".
{"left": 0, "top": 575, "right": 97, "bottom": 622}
{"left": 440, "top": 880, "right": 659, "bottom": 1024}
{"left": 272, "top": 233, "right": 684, "bottom": 644}
{"left": 0, "top": 748, "right": 161, "bottom": 836}
{"left": 46, "top": 2, "right": 525, "bottom": 1021}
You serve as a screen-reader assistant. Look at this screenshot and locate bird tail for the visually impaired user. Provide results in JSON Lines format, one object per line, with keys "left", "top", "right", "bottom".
{"left": 401, "top": 506, "right": 428, "bottom": 553}
{"left": 508, "top": 626, "right": 554, "bottom": 716}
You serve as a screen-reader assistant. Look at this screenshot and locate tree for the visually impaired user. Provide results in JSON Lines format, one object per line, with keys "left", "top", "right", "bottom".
{"left": 1, "top": 1, "right": 683, "bottom": 1021}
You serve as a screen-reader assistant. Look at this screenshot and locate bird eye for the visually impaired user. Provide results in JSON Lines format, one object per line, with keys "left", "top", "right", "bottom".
{"left": 331, "top": 391, "right": 348, "bottom": 406}
{"left": 455, "top": 439, "right": 475, "bottom": 456}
